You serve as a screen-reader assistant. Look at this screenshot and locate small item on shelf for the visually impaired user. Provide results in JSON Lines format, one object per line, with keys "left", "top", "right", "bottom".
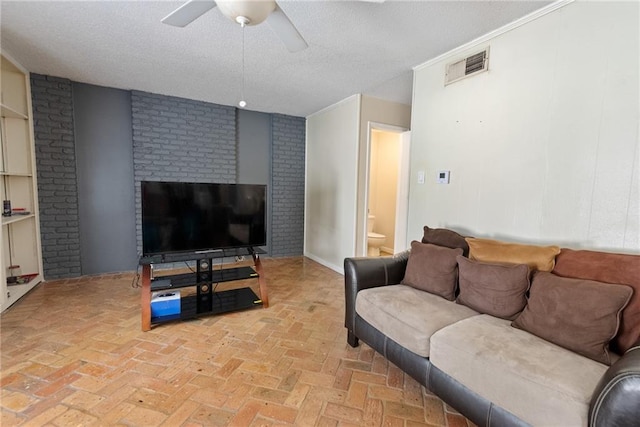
{"left": 150, "top": 277, "right": 172, "bottom": 290}
{"left": 3, "top": 200, "right": 11, "bottom": 217}
{"left": 7, "top": 273, "right": 38, "bottom": 285}
{"left": 151, "top": 291, "right": 181, "bottom": 317}
{"left": 11, "top": 208, "right": 31, "bottom": 216}
{"left": 6, "top": 264, "right": 21, "bottom": 285}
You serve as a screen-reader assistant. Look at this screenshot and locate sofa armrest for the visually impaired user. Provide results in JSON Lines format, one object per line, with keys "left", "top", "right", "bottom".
{"left": 589, "top": 340, "right": 640, "bottom": 426}
{"left": 344, "top": 251, "right": 409, "bottom": 346}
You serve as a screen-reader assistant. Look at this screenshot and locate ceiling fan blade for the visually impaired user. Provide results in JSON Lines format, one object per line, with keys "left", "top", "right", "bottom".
{"left": 266, "top": 4, "right": 308, "bottom": 53}
{"left": 161, "top": 0, "right": 217, "bottom": 27}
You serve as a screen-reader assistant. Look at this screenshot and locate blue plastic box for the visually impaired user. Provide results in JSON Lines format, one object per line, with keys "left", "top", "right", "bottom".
{"left": 151, "top": 291, "right": 181, "bottom": 317}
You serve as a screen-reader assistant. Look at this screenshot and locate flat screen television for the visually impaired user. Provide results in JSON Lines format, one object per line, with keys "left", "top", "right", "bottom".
{"left": 141, "top": 181, "right": 266, "bottom": 256}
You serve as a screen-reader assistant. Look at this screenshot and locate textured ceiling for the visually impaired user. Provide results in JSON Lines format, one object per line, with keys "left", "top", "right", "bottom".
{"left": 1, "top": 1, "right": 551, "bottom": 117}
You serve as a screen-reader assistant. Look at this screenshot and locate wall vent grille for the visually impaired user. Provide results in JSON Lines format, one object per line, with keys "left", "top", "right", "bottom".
{"left": 445, "top": 47, "right": 489, "bottom": 85}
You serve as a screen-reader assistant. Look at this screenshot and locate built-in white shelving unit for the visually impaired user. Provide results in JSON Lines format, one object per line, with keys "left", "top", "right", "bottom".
{"left": 1, "top": 52, "right": 43, "bottom": 312}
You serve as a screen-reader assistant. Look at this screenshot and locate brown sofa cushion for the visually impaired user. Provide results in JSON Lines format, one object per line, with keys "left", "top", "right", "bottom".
{"left": 422, "top": 226, "right": 469, "bottom": 257}
{"left": 512, "top": 271, "right": 633, "bottom": 365}
{"left": 466, "top": 237, "right": 560, "bottom": 272}
{"left": 553, "top": 248, "right": 640, "bottom": 354}
{"left": 456, "top": 256, "right": 530, "bottom": 320}
{"left": 401, "top": 241, "right": 463, "bottom": 301}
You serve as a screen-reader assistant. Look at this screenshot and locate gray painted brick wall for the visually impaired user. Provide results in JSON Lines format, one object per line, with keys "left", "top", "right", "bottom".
{"left": 131, "top": 91, "right": 237, "bottom": 255}
{"left": 30, "top": 74, "right": 81, "bottom": 279}
{"left": 271, "top": 114, "right": 305, "bottom": 257}
{"left": 31, "top": 79, "right": 305, "bottom": 276}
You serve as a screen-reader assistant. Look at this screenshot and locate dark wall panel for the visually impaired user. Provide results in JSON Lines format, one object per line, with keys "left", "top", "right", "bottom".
{"left": 271, "top": 114, "right": 305, "bottom": 257}
{"left": 237, "top": 109, "right": 271, "bottom": 253}
{"left": 73, "top": 83, "right": 137, "bottom": 274}
{"left": 237, "top": 109, "right": 270, "bottom": 185}
{"left": 30, "top": 74, "right": 81, "bottom": 279}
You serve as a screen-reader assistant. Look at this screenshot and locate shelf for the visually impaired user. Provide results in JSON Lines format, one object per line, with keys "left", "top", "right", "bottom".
{"left": 2, "top": 213, "right": 35, "bottom": 226}
{"left": 7, "top": 273, "right": 38, "bottom": 286}
{"left": 0, "top": 52, "right": 43, "bottom": 315}
{"left": 140, "top": 250, "right": 268, "bottom": 331}
{"left": 140, "top": 247, "right": 266, "bottom": 265}
{"left": 1, "top": 171, "right": 32, "bottom": 177}
{"left": 151, "top": 287, "right": 263, "bottom": 324}
{"left": 1, "top": 274, "right": 43, "bottom": 312}
{"left": 151, "top": 266, "right": 258, "bottom": 291}
{"left": 1, "top": 104, "right": 28, "bottom": 120}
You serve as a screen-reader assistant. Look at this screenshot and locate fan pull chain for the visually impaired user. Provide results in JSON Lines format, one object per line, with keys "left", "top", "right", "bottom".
{"left": 239, "top": 22, "right": 247, "bottom": 108}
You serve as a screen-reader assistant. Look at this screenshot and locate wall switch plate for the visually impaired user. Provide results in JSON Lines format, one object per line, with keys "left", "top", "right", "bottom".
{"left": 417, "top": 171, "right": 425, "bottom": 184}
{"left": 437, "top": 170, "right": 450, "bottom": 184}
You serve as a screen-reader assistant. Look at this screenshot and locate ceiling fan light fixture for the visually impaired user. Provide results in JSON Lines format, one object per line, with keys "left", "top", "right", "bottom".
{"left": 217, "top": 0, "right": 276, "bottom": 26}
{"left": 235, "top": 16, "right": 250, "bottom": 26}
{"left": 162, "top": 0, "right": 308, "bottom": 53}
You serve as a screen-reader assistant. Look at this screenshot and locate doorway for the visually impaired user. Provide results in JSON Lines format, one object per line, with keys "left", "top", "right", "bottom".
{"left": 362, "top": 124, "right": 410, "bottom": 256}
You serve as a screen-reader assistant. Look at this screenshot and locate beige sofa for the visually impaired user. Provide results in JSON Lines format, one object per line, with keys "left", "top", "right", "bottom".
{"left": 344, "top": 227, "right": 640, "bottom": 426}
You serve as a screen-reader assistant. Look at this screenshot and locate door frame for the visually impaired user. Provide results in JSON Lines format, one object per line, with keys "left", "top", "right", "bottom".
{"left": 394, "top": 130, "right": 411, "bottom": 253}
{"left": 360, "top": 122, "right": 410, "bottom": 256}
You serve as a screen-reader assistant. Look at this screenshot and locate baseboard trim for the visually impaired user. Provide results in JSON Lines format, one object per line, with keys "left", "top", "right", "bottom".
{"left": 380, "top": 246, "right": 394, "bottom": 255}
{"left": 303, "top": 252, "right": 344, "bottom": 275}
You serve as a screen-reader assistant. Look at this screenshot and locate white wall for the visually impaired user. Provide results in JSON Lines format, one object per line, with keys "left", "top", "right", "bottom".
{"left": 409, "top": 0, "right": 639, "bottom": 253}
{"left": 305, "top": 95, "right": 411, "bottom": 272}
{"left": 305, "top": 96, "right": 360, "bottom": 272}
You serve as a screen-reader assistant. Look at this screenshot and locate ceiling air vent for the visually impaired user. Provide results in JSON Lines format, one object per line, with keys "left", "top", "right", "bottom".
{"left": 445, "top": 47, "right": 489, "bottom": 86}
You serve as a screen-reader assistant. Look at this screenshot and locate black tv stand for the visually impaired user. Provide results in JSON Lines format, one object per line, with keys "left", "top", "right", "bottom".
{"left": 139, "top": 247, "right": 269, "bottom": 331}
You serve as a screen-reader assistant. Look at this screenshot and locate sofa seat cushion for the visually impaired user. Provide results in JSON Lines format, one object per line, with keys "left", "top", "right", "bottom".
{"left": 430, "top": 315, "right": 608, "bottom": 426}
{"left": 355, "top": 284, "right": 479, "bottom": 357}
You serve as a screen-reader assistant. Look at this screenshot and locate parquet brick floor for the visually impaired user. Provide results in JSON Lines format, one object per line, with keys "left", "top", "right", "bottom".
{"left": 1, "top": 257, "right": 473, "bottom": 426}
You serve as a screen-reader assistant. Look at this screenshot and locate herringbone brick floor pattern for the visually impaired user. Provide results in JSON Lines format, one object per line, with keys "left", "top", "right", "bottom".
{"left": 1, "top": 257, "right": 473, "bottom": 426}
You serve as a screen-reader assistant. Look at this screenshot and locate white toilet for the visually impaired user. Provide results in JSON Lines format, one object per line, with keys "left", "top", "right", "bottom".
{"left": 367, "top": 214, "right": 387, "bottom": 257}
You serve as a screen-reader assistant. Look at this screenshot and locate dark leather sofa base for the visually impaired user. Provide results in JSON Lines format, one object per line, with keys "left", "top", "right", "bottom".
{"left": 352, "top": 315, "right": 530, "bottom": 427}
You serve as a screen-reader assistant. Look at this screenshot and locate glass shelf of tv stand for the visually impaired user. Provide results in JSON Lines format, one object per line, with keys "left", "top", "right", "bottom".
{"left": 150, "top": 266, "right": 259, "bottom": 291}
{"left": 152, "top": 287, "right": 262, "bottom": 324}
{"left": 139, "top": 247, "right": 265, "bottom": 265}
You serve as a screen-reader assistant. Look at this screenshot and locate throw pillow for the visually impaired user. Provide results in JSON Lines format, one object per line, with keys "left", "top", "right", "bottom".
{"left": 401, "top": 241, "right": 463, "bottom": 301}
{"left": 466, "top": 237, "right": 560, "bottom": 272}
{"left": 553, "top": 248, "right": 640, "bottom": 354}
{"left": 512, "top": 271, "right": 633, "bottom": 365}
{"left": 422, "top": 226, "right": 469, "bottom": 257}
{"left": 456, "top": 256, "right": 530, "bottom": 320}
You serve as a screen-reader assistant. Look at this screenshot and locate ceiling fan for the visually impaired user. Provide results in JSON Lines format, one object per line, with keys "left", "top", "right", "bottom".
{"left": 162, "top": 0, "right": 308, "bottom": 53}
